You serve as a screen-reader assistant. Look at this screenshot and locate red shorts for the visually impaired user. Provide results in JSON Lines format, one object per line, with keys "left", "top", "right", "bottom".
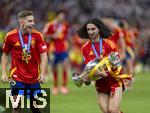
{"left": 95, "top": 76, "right": 123, "bottom": 94}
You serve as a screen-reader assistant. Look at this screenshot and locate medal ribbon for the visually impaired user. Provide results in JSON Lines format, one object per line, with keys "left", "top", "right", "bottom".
{"left": 18, "top": 31, "right": 32, "bottom": 63}
{"left": 91, "top": 38, "right": 103, "bottom": 58}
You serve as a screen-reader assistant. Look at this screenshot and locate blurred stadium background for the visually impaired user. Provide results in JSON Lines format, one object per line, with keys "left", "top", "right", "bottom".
{"left": 0, "top": 0, "right": 150, "bottom": 113}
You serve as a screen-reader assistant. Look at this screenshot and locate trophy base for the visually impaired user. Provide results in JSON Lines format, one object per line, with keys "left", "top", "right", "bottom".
{"left": 84, "top": 81, "right": 91, "bottom": 85}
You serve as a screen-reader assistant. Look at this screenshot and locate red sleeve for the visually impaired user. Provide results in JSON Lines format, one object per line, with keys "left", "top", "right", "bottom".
{"left": 36, "top": 33, "right": 47, "bottom": 54}
{"left": 105, "top": 39, "right": 122, "bottom": 63}
{"left": 2, "top": 35, "right": 12, "bottom": 54}
{"left": 104, "top": 39, "right": 118, "bottom": 54}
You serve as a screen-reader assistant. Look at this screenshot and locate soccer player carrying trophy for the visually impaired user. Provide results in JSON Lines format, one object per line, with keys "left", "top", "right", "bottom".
{"left": 72, "top": 18, "right": 133, "bottom": 113}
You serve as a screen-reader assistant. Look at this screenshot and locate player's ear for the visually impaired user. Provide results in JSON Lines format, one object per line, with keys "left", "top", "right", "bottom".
{"left": 18, "top": 18, "right": 24, "bottom": 25}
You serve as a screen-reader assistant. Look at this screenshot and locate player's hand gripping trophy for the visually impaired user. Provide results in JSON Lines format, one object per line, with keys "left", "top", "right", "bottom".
{"left": 72, "top": 52, "right": 121, "bottom": 87}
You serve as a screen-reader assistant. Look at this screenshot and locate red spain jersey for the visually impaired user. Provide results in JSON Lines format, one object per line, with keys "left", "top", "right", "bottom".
{"left": 111, "top": 27, "right": 124, "bottom": 43}
{"left": 3, "top": 29, "right": 47, "bottom": 83}
{"left": 82, "top": 39, "right": 117, "bottom": 64}
{"left": 123, "top": 30, "right": 135, "bottom": 48}
{"left": 110, "top": 27, "right": 124, "bottom": 53}
{"left": 82, "top": 39, "right": 132, "bottom": 93}
{"left": 43, "top": 20, "right": 69, "bottom": 53}
{"left": 82, "top": 39, "right": 123, "bottom": 93}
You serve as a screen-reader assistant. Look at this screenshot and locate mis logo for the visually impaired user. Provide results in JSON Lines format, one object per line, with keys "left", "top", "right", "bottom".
{"left": 0, "top": 88, "right": 50, "bottom": 113}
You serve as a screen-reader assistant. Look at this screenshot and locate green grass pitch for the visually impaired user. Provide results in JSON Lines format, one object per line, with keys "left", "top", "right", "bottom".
{"left": 0, "top": 71, "right": 150, "bottom": 113}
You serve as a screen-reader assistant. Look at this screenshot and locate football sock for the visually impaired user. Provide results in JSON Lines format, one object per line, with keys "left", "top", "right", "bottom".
{"left": 62, "top": 69, "right": 67, "bottom": 86}
{"left": 53, "top": 69, "right": 58, "bottom": 87}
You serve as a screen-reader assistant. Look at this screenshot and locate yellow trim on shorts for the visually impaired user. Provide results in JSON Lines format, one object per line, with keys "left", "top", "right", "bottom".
{"left": 126, "top": 46, "right": 135, "bottom": 59}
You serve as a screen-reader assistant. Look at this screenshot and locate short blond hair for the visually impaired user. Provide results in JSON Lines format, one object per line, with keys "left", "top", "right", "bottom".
{"left": 18, "top": 10, "right": 33, "bottom": 19}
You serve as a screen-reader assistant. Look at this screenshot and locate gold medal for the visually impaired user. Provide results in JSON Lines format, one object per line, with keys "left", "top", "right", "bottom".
{"left": 22, "top": 48, "right": 28, "bottom": 63}
{"left": 22, "top": 52, "right": 31, "bottom": 63}
{"left": 25, "top": 54, "right": 28, "bottom": 63}
{"left": 23, "top": 48, "right": 26, "bottom": 56}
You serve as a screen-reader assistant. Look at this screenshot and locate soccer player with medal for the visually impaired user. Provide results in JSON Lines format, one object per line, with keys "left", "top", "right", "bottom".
{"left": 72, "top": 18, "right": 133, "bottom": 113}
{"left": 1, "top": 10, "right": 48, "bottom": 113}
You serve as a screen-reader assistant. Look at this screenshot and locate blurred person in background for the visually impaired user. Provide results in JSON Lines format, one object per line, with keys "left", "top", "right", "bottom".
{"left": 77, "top": 18, "right": 132, "bottom": 113}
{"left": 102, "top": 18, "right": 126, "bottom": 62}
{"left": 0, "top": 0, "right": 20, "bottom": 29}
{"left": 119, "top": 20, "right": 136, "bottom": 74}
{"left": 43, "top": 10, "right": 70, "bottom": 95}
{"left": 1, "top": 10, "right": 48, "bottom": 113}
{"left": 69, "top": 22, "right": 84, "bottom": 73}
{"left": 136, "top": 26, "right": 150, "bottom": 72}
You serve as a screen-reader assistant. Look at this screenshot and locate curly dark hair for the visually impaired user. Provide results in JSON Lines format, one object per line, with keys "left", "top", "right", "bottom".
{"left": 77, "top": 18, "right": 112, "bottom": 39}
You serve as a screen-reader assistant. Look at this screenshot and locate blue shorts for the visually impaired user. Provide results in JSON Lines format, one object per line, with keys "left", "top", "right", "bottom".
{"left": 126, "top": 51, "right": 131, "bottom": 59}
{"left": 125, "top": 47, "right": 135, "bottom": 60}
{"left": 10, "top": 81, "right": 41, "bottom": 97}
{"left": 53, "top": 52, "right": 68, "bottom": 65}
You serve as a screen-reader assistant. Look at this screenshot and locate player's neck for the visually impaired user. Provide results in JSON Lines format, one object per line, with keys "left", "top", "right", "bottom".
{"left": 94, "top": 36, "right": 100, "bottom": 42}
{"left": 19, "top": 26, "right": 26, "bottom": 34}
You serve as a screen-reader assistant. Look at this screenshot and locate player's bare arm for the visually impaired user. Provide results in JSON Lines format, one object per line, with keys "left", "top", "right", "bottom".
{"left": 38, "top": 52, "right": 48, "bottom": 83}
{"left": 1, "top": 52, "right": 9, "bottom": 82}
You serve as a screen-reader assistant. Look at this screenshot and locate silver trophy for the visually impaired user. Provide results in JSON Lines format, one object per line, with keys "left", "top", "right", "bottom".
{"left": 72, "top": 52, "right": 121, "bottom": 87}
{"left": 72, "top": 58, "right": 104, "bottom": 87}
